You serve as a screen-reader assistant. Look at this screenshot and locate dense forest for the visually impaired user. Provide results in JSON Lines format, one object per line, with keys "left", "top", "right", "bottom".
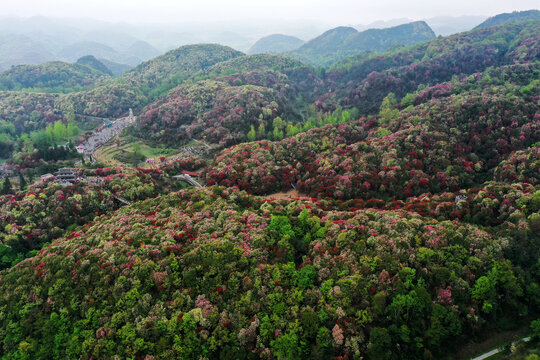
{"left": 0, "top": 13, "right": 538, "bottom": 360}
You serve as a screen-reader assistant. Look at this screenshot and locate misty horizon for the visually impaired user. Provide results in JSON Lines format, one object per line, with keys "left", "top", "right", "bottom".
{"left": 1, "top": 0, "right": 539, "bottom": 26}
{"left": 0, "top": 4, "right": 538, "bottom": 72}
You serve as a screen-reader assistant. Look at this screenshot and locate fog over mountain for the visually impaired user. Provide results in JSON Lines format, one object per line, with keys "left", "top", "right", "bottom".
{"left": 2, "top": 0, "right": 538, "bottom": 23}
{"left": 0, "top": 0, "right": 536, "bottom": 69}
{"left": 0, "top": 12, "right": 507, "bottom": 71}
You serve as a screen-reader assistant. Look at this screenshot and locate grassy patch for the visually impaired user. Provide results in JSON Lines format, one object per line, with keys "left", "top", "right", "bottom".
{"left": 93, "top": 137, "right": 178, "bottom": 167}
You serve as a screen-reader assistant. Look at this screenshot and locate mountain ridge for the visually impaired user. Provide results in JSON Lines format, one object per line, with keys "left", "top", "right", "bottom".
{"left": 290, "top": 21, "right": 436, "bottom": 66}
{"left": 475, "top": 9, "right": 540, "bottom": 29}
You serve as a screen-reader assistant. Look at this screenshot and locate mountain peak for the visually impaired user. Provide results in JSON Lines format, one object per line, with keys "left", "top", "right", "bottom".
{"left": 248, "top": 34, "right": 305, "bottom": 54}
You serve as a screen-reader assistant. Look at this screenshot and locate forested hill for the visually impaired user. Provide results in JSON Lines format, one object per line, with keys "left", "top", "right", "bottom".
{"left": 0, "top": 61, "right": 110, "bottom": 93}
{"left": 475, "top": 9, "right": 540, "bottom": 29}
{"left": 0, "top": 44, "right": 246, "bottom": 159}
{"left": 320, "top": 20, "right": 540, "bottom": 113}
{"left": 76, "top": 55, "right": 113, "bottom": 76}
{"left": 290, "top": 21, "right": 436, "bottom": 66}
{"left": 134, "top": 20, "right": 540, "bottom": 151}
{"left": 248, "top": 34, "right": 305, "bottom": 54}
{"left": 54, "top": 44, "right": 245, "bottom": 119}
{"left": 120, "top": 44, "right": 244, "bottom": 96}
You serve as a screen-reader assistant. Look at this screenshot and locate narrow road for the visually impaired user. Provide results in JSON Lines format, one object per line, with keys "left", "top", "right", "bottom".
{"left": 172, "top": 174, "right": 203, "bottom": 188}
{"left": 471, "top": 336, "right": 531, "bottom": 360}
{"left": 78, "top": 109, "right": 136, "bottom": 161}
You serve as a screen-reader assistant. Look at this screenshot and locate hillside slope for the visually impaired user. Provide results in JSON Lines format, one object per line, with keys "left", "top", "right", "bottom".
{"left": 0, "top": 183, "right": 537, "bottom": 359}
{"left": 55, "top": 44, "right": 245, "bottom": 118}
{"left": 322, "top": 20, "right": 540, "bottom": 114}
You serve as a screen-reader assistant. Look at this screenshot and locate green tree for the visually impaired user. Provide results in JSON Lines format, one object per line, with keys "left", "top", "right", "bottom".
{"left": 53, "top": 121, "right": 67, "bottom": 142}
{"left": 341, "top": 110, "right": 351, "bottom": 123}
{"left": 21, "top": 135, "right": 34, "bottom": 155}
{"left": 30, "top": 129, "right": 50, "bottom": 148}
{"left": 531, "top": 318, "right": 540, "bottom": 340}
{"left": 271, "top": 330, "right": 301, "bottom": 360}
{"left": 273, "top": 116, "right": 285, "bottom": 131}
{"left": 247, "top": 125, "right": 256, "bottom": 142}
{"left": 401, "top": 93, "right": 415, "bottom": 108}
{"left": 132, "top": 143, "right": 141, "bottom": 156}
{"left": 18, "top": 172, "right": 27, "bottom": 190}
{"left": 426, "top": 304, "right": 461, "bottom": 353}
{"left": 273, "top": 126, "right": 284, "bottom": 141}
{"left": 45, "top": 124, "right": 54, "bottom": 144}
{"left": 67, "top": 121, "right": 79, "bottom": 139}
{"left": 257, "top": 123, "right": 266, "bottom": 139}
{"left": 368, "top": 327, "right": 391, "bottom": 360}
{"left": 1, "top": 177, "right": 13, "bottom": 195}
{"left": 379, "top": 93, "right": 400, "bottom": 126}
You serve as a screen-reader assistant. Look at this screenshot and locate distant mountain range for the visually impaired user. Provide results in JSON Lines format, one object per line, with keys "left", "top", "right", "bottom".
{"left": 0, "top": 33, "right": 156, "bottom": 73}
{"left": 57, "top": 41, "right": 145, "bottom": 66}
{"left": 423, "top": 16, "right": 488, "bottom": 35}
{"left": 244, "top": 14, "right": 490, "bottom": 58}
{"left": 0, "top": 33, "right": 56, "bottom": 71}
{"left": 0, "top": 10, "right": 538, "bottom": 73}
{"left": 97, "top": 58, "right": 133, "bottom": 76}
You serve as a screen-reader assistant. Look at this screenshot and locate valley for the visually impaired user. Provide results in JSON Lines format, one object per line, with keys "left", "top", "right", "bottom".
{"left": 0, "top": 8, "right": 539, "bottom": 360}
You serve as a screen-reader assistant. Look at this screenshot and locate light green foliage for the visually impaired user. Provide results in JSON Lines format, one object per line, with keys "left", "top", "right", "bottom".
{"left": 375, "top": 127, "right": 392, "bottom": 138}
{"left": 247, "top": 125, "right": 256, "bottom": 142}
{"left": 379, "top": 93, "right": 400, "bottom": 126}
{"left": 401, "top": 93, "right": 415, "bottom": 108}
{"left": 257, "top": 123, "right": 266, "bottom": 139}
{"left": 271, "top": 329, "right": 301, "bottom": 360}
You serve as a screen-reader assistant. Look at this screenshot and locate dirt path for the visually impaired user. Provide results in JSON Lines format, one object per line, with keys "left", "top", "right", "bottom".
{"left": 265, "top": 189, "right": 317, "bottom": 202}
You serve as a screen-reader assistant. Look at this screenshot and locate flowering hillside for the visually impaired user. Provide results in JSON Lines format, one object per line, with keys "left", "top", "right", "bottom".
{"left": 205, "top": 87, "right": 539, "bottom": 199}
{"left": 0, "top": 166, "right": 178, "bottom": 270}
{"left": 0, "top": 186, "right": 537, "bottom": 359}
{"left": 324, "top": 21, "right": 540, "bottom": 113}
{"left": 138, "top": 78, "right": 298, "bottom": 147}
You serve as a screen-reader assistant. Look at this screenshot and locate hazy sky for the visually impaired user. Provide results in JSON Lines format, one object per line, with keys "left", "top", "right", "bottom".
{"left": 1, "top": 0, "right": 538, "bottom": 24}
